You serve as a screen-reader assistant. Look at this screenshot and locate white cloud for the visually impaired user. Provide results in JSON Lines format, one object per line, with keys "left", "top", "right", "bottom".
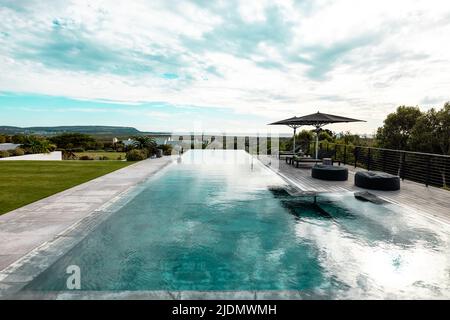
{"left": 0, "top": 0, "right": 449, "bottom": 134}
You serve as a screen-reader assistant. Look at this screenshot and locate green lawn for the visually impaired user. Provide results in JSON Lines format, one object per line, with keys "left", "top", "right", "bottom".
{"left": 0, "top": 161, "right": 132, "bottom": 215}
{"left": 74, "top": 151, "right": 126, "bottom": 160}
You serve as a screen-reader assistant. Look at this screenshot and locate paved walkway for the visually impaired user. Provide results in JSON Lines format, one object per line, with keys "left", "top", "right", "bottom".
{"left": 0, "top": 157, "right": 173, "bottom": 272}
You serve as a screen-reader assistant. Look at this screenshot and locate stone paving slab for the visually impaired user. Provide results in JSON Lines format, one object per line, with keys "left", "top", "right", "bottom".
{"left": 8, "top": 290, "right": 310, "bottom": 300}
{"left": 0, "top": 157, "right": 173, "bottom": 272}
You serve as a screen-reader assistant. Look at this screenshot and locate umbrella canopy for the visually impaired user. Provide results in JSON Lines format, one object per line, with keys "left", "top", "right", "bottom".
{"left": 268, "top": 117, "right": 304, "bottom": 153}
{"left": 269, "top": 112, "right": 364, "bottom": 126}
{"left": 269, "top": 112, "right": 365, "bottom": 158}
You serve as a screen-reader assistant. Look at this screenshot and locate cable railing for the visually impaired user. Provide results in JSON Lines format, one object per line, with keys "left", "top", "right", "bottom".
{"left": 164, "top": 135, "right": 450, "bottom": 189}
{"left": 310, "top": 141, "right": 450, "bottom": 188}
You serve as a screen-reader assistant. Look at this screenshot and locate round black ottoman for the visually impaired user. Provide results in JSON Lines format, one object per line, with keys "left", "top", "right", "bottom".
{"left": 311, "top": 164, "right": 348, "bottom": 181}
{"left": 354, "top": 171, "right": 400, "bottom": 191}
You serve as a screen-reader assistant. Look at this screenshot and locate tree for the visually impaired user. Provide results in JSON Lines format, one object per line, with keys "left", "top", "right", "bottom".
{"left": 336, "top": 131, "right": 365, "bottom": 146}
{"left": 0, "top": 135, "right": 6, "bottom": 143}
{"left": 409, "top": 108, "right": 440, "bottom": 153}
{"left": 297, "top": 130, "right": 314, "bottom": 152}
{"left": 409, "top": 102, "right": 450, "bottom": 155}
{"left": 283, "top": 130, "right": 314, "bottom": 153}
{"left": 318, "top": 131, "right": 333, "bottom": 142}
{"left": 21, "top": 136, "right": 55, "bottom": 154}
{"left": 376, "top": 106, "right": 422, "bottom": 150}
{"left": 49, "top": 133, "right": 95, "bottom": 150}
{"left": 12, "top": 134, "right": 27, "bottom": 144}
{"left": 321, "top": 128, "right": 334, "bottom": 138}
{"left": 131, "top": 136, "right": 157, "bottom": 155}
{"left": 436, "top": 102, "right": 450, "bottom": 155}
{"left": 94, "top": 141, "right": 104, "bottom": 150}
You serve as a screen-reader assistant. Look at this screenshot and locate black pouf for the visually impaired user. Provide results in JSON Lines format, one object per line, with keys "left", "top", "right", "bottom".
{"left": 311, "top": 164, "right": 348, "bottom": 181}
{"left": 354, "top": 171, "right": 400, "bottom": 191}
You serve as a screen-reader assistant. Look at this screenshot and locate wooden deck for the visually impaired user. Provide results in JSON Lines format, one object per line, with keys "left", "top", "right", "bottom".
{"left": 260, "top": 156, "right": 450, "bottom": 224}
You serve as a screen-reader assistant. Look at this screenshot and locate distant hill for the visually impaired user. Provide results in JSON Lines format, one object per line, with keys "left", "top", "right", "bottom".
{"left": 0, "top": 125, "right": 168, "bottom": 137}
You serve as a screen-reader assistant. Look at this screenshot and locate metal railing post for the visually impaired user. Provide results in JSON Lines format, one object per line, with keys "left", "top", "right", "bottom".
{"left": 256, "top": 136, "right": 259, "bottom": 155}
{"left": 426, "top": 155, "right": 431, "bottom": 187}
{"left": 354, "top": 147, "right": 359, "bottom": 168}
{"left": 334, "top": 144, "right": 338, "bottom": 165}
{"left": 400, "top": 152, "right": 406, "bottom": 180}
{"left": 367, "top": 147, "right": 371, "bottom": 171}
{"left": 343, "top": 145, "right": 347, "bottom": 165}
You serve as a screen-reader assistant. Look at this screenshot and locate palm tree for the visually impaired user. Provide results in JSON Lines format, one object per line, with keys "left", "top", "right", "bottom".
{"left": 21, "top": 136, "right": 55, "bottom": 154}
{"left": 131, "top": 136, "right": 157, "bottom": 155}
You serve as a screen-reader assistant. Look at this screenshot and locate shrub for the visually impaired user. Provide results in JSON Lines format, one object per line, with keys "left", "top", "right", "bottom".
{"left": 0, "top": 150, "right": 10, "bottom": 158}
{"left": 95, "top": 142, "right": 104, "bottom": 150}
{"left": 126, "top": 149, "right": 148, "bottom": 161}
{"left": 12, "top": 148, "right": 25, "bottom": 156}
{"left": 21, "top": 136, "right": 55, "bottom": 154}
{"left": 79, "top": 155, "right": 94, "bottom": 160}
{"left": 49, "top": 133, "right": 95, "bottom": 150}
{"left": 159, "top": 144, "right": 173, "bottom": 156}
{"left": 11, "top": 134, "right": 27, "bottom": 144}
{"left": 100, "top": 156, "right": 109, "bottom": 160}
{"left": 62, "top": 150, "right": 78, "bottom": 160}
{"left": 69, "top": 147, "right": 85, "bottom": 152}
{"left": 117, "top": 155, "right": 123, "bottom": 160}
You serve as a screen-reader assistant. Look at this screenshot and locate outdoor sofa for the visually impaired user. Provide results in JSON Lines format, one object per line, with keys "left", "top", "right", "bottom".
{"left": 287, "top": 156, "right": 323, "bottom": 167}
{"left": 286, "top": 150, "right": 336, "bottom": 168}
{"left": 278, "top": 147, "right": 305, "bottom": 159}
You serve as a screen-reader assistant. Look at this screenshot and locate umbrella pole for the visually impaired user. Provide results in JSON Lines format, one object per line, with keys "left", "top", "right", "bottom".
{"left": 293, "top": 127, "right": 296, "bottom": 154}
{"left": 315, "top": 126, "right": 319, "bottom": 159}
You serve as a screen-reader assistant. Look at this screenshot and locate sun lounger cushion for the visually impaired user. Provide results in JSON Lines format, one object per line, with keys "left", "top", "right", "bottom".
{"left": 311, "top": 164, "right": 348, "bottom": 181}
{"left": 354, "top": 191, "right": 388, "bottom": 204}
{"left": 354, "top": 171, "right": 400, "bottom": 191}
{"left": 293, "top": 156, "right": 321, "bottom": 162}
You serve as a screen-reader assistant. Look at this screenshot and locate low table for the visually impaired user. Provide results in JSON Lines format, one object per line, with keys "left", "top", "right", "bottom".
{"left": 311, "top": 164, "right": 348, "bottom": 181}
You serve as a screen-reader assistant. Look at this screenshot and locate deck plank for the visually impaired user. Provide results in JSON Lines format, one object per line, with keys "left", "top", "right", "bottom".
{"left": 260, "top": 156, "right": 450, "bottom": 224}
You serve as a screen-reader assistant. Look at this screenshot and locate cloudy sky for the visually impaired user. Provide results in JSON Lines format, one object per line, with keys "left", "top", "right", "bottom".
{"left": 1, "top": 0, "right": 449, "bottom": 134}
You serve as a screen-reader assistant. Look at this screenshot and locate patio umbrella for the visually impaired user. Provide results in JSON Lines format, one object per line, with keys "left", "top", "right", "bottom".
{"left": 269, "top": 112, "right": 365, "bottom": 158}
{"left": 268, "top": 116, "right": 303, "bottom": 153}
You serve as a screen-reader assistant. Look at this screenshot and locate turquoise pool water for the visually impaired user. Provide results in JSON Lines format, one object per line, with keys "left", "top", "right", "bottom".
{"left": 25, "top": 150, "right": 450, "bottom": 298}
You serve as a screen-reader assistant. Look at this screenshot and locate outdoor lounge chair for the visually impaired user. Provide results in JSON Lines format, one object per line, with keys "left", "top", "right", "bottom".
{"left": 278, "top": 146, "right": 304, "bottom": 159}
{"left": 287, "top": 155, "right": 323, "bottom": 167}
{"left": 286, "top": 150, "right": 336, "bottom": 168}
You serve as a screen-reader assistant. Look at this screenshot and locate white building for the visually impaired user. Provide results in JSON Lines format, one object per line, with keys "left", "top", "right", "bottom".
{"left": 0, "top": 143, "right": 20, "bottom": 151}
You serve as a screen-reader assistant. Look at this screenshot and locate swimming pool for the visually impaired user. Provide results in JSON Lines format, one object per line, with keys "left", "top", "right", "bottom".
{"left": 23, "top": 150, "right": 450, "bottom": 298}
